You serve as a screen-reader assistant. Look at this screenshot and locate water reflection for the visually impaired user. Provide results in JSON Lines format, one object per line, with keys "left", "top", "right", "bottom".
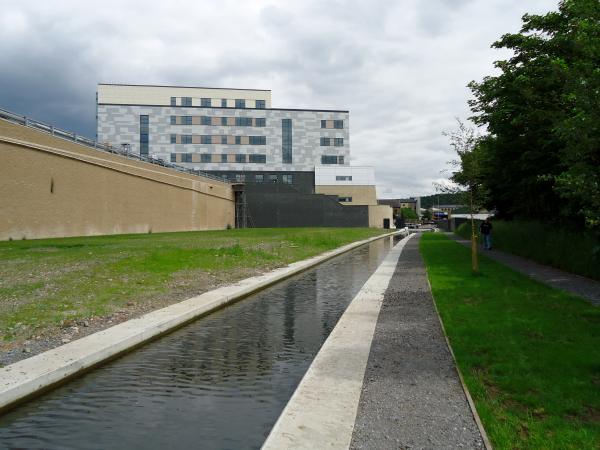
{"left": 0, "top": 236, "right": 396, "bottom": 450}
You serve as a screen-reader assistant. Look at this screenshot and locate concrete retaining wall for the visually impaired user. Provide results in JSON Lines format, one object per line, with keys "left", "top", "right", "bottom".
{"left": 0, "top": 120, "right": 235, "bottom": 240}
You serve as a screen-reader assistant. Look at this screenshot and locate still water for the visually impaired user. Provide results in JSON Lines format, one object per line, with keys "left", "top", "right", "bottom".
{"left": 0, "top": 236, "right": 396, "bottom": 450}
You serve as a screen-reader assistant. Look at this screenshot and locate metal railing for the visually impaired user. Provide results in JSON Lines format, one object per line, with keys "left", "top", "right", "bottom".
{"left": 0, "top": 106, "right": 229, "bottom": 183}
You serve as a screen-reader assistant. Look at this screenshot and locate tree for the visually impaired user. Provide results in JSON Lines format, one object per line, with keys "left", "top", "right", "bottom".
{"left": 400, "top": 207, "right": 418, "bottom": 221}
{"left": 440, "top": 120, "right": 488, "bottom": 273}
{"left": 423, "top": 208, "right": 433, "bottom": 221}
{"left": 468, "top": 0, "right": 600, "bottom": 228}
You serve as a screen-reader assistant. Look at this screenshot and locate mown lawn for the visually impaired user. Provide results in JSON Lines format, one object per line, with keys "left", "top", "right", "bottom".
{"left": 0, "top": 228, "right": 387, "bottom": 343}
{"left": 420, "top": 233, "right": 599, "bottom": 449}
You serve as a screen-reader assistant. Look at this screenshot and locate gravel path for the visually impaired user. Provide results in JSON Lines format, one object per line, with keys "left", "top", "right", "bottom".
{"left": 446, "top": 233, "right": 600, "bottom": 306}
{"left": 350, "top": 235, "right": 485, "bottom": 450}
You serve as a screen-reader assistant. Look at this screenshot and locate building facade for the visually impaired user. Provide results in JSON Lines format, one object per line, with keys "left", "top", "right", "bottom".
{"left": 97, "top": 84, "right": 350, "bottom": 189}
{"left": 96, "top": 83, "right": 392, "bottom": 228}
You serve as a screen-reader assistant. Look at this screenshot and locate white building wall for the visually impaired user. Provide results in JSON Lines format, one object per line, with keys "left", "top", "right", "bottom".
{"left": 98, "top": 84, "right": 272, "bottom": 108}
{"left": 314, "top": 166, "right": 375, "bottom": 185}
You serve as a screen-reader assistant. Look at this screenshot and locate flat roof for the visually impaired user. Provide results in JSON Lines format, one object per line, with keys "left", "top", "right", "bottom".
{"left": 98, "top": 83, "right": 271, "bottom": 92}
{"left": 97, "top": 103, "right": 349, "bottom": 113}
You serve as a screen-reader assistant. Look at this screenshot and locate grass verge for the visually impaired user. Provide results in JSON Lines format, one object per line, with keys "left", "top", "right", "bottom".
{"left": 455, "top": 220, "right": 600, "bottom": 281}
{"left": 420, "top": 233, "right": 599, "bottom": 449}
{"left": 0, "top": 228, "right": 387, "bottom": 343}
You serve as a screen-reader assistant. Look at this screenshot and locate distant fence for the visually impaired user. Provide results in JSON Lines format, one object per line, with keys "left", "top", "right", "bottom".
{"left": 0, "top": 107, "right": 228, "bottom": 183}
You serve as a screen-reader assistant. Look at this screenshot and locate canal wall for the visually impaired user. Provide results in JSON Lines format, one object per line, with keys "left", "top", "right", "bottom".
{"left": 0, "top": 231, "right": 402, "bottom": 413}
{"left": 0, "top": 119, "right": 235, "bottom": 241}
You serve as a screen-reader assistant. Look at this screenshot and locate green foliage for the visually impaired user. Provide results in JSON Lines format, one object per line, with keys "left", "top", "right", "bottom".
{"left": 421, "top": 233, "right": 600, "bottom": 449}
{"left": 420, "top": 192, "right": 465, "bottom": 209}
{"left": 468, "top": 0, "right": 600, "bottom": 228}
{"left": 400, "top": 207, "right": 418, "bottom": 220}
{"left": 0, "top": 228, "right": 387, "bottom": 342}
{"left": 455, "top": 220, "right": 600, "bottom": 280}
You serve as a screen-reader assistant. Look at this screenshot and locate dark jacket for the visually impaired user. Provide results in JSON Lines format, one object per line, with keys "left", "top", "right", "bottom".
{"left": 480, "top": 221, "right": 492, "bottom": 235}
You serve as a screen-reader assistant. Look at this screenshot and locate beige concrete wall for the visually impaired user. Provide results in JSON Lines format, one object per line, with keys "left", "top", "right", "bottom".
{"left": 98, "top": 84, "right": 272, "bottom": 108}
{"left": 368, "top": 205, "right": 394, "bottom": 228}
{"left": 315, "top": 185, "right": 377, "bottom": 205}
{"left": 0, "top": 120, "right": 235, "bottom": 241}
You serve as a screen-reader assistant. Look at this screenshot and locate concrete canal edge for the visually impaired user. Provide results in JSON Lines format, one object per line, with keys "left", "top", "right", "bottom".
{"left": 262, "top": 233, "right": 415, "bottom": 450}
{"left": 0, "top": 230, "right": 403, "bottom": 413}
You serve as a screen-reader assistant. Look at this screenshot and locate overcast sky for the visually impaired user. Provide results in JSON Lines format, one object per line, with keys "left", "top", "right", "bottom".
{"left": 0, "top": 0, "right": 558, "bottom": 198}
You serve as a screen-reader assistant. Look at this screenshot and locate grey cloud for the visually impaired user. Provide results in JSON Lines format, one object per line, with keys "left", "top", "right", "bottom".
{"left": 0, "top": 0, "right": 559, "bottom": 198}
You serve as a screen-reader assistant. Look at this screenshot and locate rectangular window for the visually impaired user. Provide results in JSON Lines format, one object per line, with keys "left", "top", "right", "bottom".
{"left": 182, "top": 97, "right": 192, "bottom": 107}
{"left": 320, "top": 137, "right": 331, "bottom": 146}
{"left": 221, "top": 117, "right": 228, "bottom": 126}
{"left": 249, "top": 136, "right": 266, "bottom": 145}
{"left": 221, "top": 174, "right": 229, "bottom": 180}
{"left": 334, "top": 120, "right": 344, "bottom": 129}
{"left": 201, "top": 153, "right": 211, "bottom": 163}
{"left": 338, "top": 155, "right": 344, "bottom": 164}
{"left": 170, "top": 115, "right": 177, "bottom": 125}
{"left": 183, "top": 116, "right": 192, "bottom": 125}
{"left": 170, "top": 134, "right": 177, "bottom": 144}
{"left": 221, "top": 154, "right": 228, "bottom": 163}
{"left": 201, "top": 116, "right": 211, "bottom": 125}
{"left": 255, "top": 100, "right": 265, "bottom": 109}
{"left": 237, "top": 117, "right": 254, "bottom": 126}
{"left": 235, "top": 136, "right": 242, "bottom": 145}
{"left": 182, "top": 153, "right": 192, "bottom": 162}
{"left": 221, "top": 99, "right": 227, "bottom": 107}
{"left": 139, "top": 115, "right": 149, "bottom": 156}
{"left": 255, "top": 174, "right": 264, "bottom": 183}
{"left": 201, "top": 135, "right": 212, "bottom": 144}
{"left": 334, "top": 138, "right": 344, "bottom": 146}
{"left": 269, "top": 174, "right": 278, "bottom": 183}
{"left": 201, "top": 98, "right": 211, "bottom": 107}
{"left": 249, "top": 154, "right": 266, "bottom": 163}
{"left": 321, "top": 120, "right": 327, "bottom": 128}
{"left": 170, "top": 97, "right": 177, "bottom": 106}
{"left": 182, "top": 135, "right": 193, "bottom": 144}
{"left": 235, "top": 99, "right": 246, "bottom": 108}
{"left": 235, "top": 174, "right": 245, "bottom": 182}
{"left": 338, "top": 196, "right": 352, "bottom": 202}
{"left": 235, "top": 154, "right": 246, "bottom": 163}
{"left": 255, "top": 118, "right": 266, "bottom": 127}
{"left": 170, "top": 153, "right": 176, "bottom": 162}
{"left": 282, "top": 119, "right": 292, "bottom": 164}
{"left": 336, "top": 175, "right": 352, "bottom": 181}
{"left": 282, "top": 174, "right": 293, "bottom": 184}
{"left": 321, "top": 155, "right": 338, "bottom": 164}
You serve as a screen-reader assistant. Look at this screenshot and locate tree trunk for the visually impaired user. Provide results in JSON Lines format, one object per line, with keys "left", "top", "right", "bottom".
{"left": 470, "top": 189, "right": 479, "bottom": 273}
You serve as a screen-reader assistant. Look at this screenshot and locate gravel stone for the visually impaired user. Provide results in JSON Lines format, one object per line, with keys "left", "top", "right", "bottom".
{"left": 350, "top": 235, "right": 484, "bottom": 449}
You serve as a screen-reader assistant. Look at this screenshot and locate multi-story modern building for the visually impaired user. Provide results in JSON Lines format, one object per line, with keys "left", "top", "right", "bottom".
{"left": 97, "top": 83, "right": 350, "bottom": 193}
{"left": 97, "top": 83, "right": 392, "bottom": 227}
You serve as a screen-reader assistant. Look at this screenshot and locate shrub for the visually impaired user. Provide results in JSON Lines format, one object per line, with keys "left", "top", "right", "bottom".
{"left": 456, "top": 220, "right": 600, "bottom": 280}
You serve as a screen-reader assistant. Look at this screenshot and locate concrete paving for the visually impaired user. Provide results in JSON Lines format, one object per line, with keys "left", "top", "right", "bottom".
{"left": 262, "top": 234, "right": 415, "bottom": 450}
{"left": 350, "top": 235, "right": 486, "bottom": 449}
{"left": 447, "top": 233, "right": 600, "bottom": 306}
{"left": 0, "top": 231, "right": 400, "bottom": 413}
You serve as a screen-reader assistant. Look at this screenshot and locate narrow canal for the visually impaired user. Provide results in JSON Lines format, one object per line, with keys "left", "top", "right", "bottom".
{"left": 0, "top": 236, "right": 397, "bottom": 450}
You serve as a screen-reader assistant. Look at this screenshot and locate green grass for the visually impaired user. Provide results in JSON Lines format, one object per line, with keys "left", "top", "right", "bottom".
{"left": 455, "top": 220, "right": 600, "bottom": 280}
{"left": 0, "top": 228, "right": 387, "bottom": 342}
{"left": 421, "top": 233, "right": 599, "bottom": 449}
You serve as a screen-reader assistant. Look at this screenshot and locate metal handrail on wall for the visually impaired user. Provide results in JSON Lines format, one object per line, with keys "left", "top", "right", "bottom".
{"left": 0, "top": 106, "right": 229, "bottom": 183}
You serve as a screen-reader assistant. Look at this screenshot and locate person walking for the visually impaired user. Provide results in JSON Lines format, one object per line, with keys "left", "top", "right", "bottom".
{"left": 479, "top": 218, "right": 493, "bottom": 250}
